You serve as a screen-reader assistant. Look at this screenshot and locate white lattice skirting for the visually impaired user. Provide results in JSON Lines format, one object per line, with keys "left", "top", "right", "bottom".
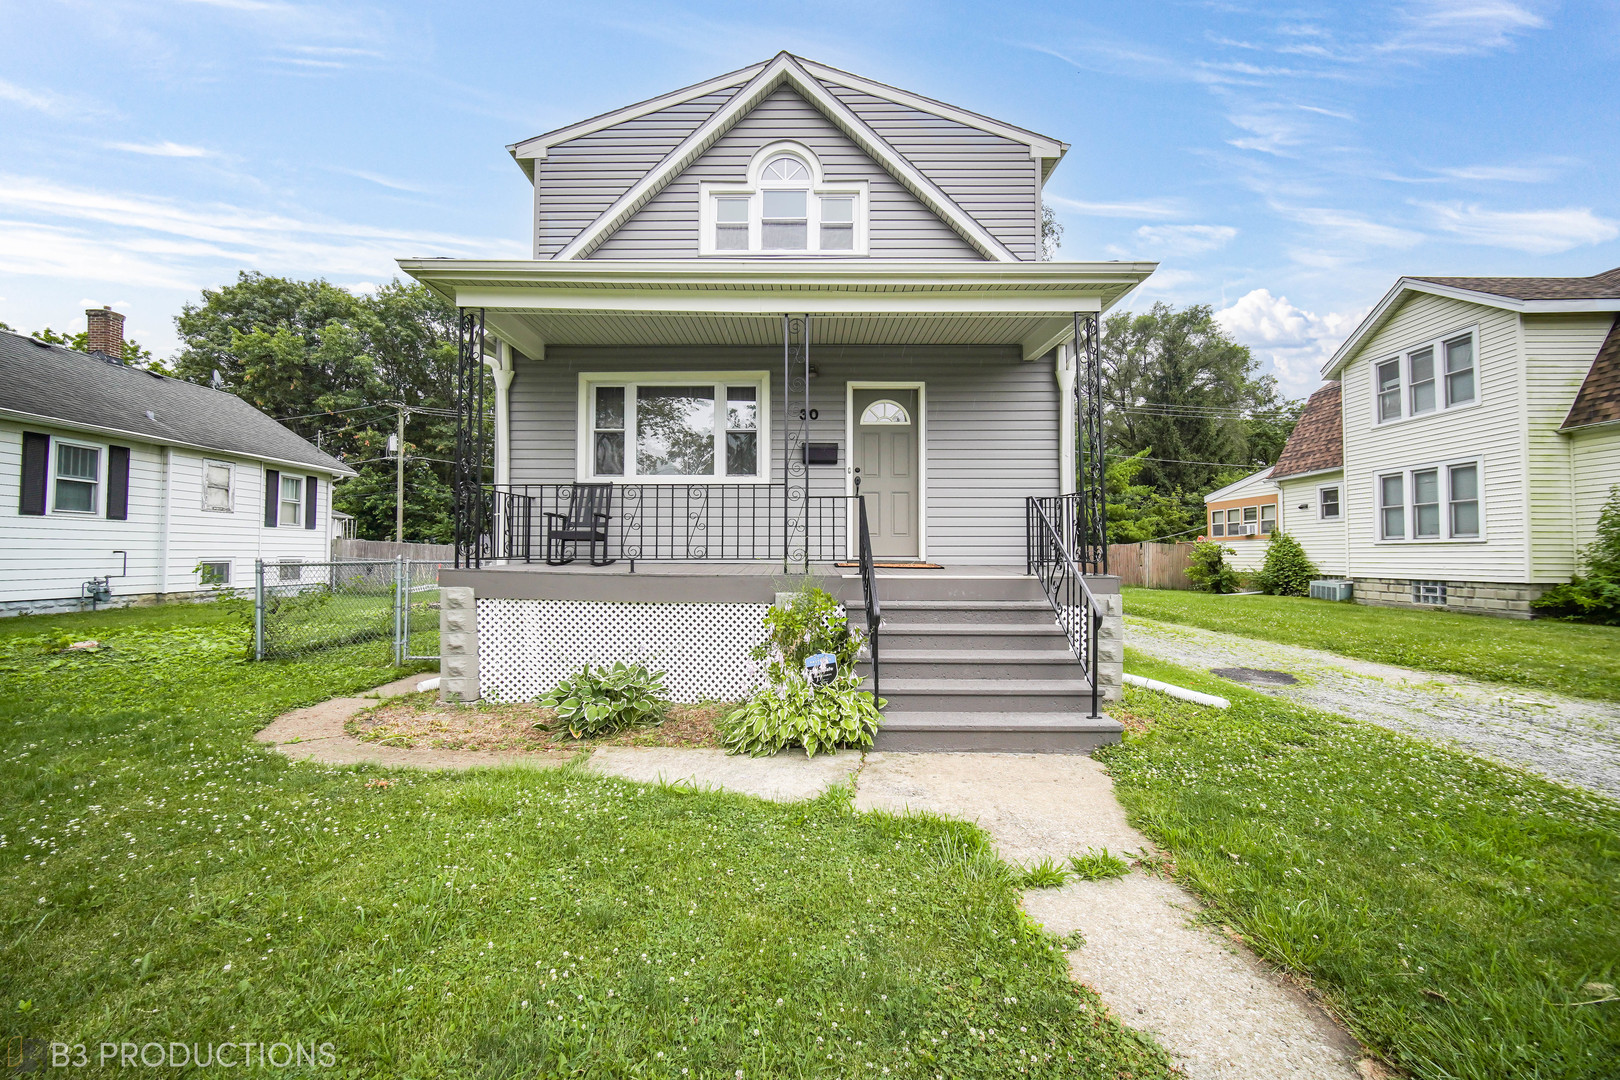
{"left": 477, "top": 598, "right": 772, "bottom": 703}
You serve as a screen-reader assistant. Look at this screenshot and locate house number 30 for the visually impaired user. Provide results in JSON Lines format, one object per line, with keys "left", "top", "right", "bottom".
{"left": 798, "top": 408, "right": 819, "bottom": 420}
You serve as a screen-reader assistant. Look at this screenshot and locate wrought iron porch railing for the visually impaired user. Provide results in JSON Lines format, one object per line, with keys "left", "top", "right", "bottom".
{"left": 1026, "top": 495, "right": 1103, "bottom": 719}
{"left": 854, "top": 494, "right": 882, "bottom": 706}
{"left": 479, "top": 484, "right": 864, "bottom": 568}
{"left": 1026, "top": 493, "right": 1108, "bottom": 577}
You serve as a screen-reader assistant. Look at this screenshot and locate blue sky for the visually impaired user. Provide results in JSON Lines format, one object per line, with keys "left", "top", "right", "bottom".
{"left": 1, "top": 0, "right": 1616, "bottom": 397}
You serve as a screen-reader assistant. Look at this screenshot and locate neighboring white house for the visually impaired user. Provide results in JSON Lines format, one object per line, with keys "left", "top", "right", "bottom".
{"left": 1, "top": 314, "right": 355, "bottom": 615}
{"left": 1238, "top": 268, "right": 1620, "bottom": 617}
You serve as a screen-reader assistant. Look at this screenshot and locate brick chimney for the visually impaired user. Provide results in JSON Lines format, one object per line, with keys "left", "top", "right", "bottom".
{"left": 85, "top": 306, "right": 125, "bottom": 360}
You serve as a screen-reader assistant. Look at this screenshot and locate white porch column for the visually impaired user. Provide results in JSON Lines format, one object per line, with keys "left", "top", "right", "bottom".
{"left": 1056, "top": 342, "right": 1076, "bottom": 494}
{"left": 485, "top": 339, "right": 516, "bottom": 488}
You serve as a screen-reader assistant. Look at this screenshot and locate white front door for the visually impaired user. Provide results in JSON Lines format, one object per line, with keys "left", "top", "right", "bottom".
{"left": 850, "top": 387, "right": 920, "bottom": 559}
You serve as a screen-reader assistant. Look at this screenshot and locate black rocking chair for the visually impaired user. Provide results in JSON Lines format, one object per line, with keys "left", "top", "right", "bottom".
{"left": 545, "top": 484, "right": 615, "bottom": 567}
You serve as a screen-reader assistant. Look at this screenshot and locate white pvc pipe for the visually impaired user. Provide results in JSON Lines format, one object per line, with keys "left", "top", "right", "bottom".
{"left": 1123, "top": 673, "right": 1230, "bottom": 709}
{"left": 416, "top": 677, "right": 441, "bottom": 693}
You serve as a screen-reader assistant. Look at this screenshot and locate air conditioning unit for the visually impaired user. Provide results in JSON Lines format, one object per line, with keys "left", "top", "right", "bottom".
{"left": 1235, "top": 523, "right": 1259, "bottom": 536}
{"left": 1310, "top": 579, "right": 1354, "bottom": 602}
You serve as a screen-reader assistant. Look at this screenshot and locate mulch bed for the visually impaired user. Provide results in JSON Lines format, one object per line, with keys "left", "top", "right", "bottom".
{"left": 346, "top": 691, "right": 730, "bottom": 752}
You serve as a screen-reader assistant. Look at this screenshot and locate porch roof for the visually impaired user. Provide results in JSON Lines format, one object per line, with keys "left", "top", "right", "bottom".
{"left": 397, "top": 258, "right": 1156, "bottom": 362}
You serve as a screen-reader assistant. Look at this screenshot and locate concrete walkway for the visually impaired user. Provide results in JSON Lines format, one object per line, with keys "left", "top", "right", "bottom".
{"left": 1127, "top": 616, "right": 1620, "bottom": 799}
{"left": 258, "top": 682, "right": 1372, "bottom": 1079}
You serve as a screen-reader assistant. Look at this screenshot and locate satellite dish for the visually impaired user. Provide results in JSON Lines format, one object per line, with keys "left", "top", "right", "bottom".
{"left": 210, "top": 369, "right": 225, "bottom": 389}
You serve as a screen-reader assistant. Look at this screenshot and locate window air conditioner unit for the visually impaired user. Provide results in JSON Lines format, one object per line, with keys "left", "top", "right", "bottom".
{"left": 1236, "top": 523, "right": 1259, "bottom": 536}
{"left": 1310, "top": 579, "right": 1354, "bottom": 602}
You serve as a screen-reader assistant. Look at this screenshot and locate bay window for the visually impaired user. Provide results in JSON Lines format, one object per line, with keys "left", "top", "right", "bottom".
{"left": 580, "top": 373, "right": 770, "bottom": 482}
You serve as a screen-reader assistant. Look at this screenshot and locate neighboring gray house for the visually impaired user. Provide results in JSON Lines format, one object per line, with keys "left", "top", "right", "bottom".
{"left": 405, "top": 53, "right": 1153, "bottom": 750}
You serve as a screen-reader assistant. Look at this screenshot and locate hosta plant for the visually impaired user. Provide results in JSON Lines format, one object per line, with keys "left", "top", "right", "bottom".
{"left": 719, "top": 668, "right": 883, "bottom": 758}
{"left": 537, "top": 661, "right": 669, "bottom": 739}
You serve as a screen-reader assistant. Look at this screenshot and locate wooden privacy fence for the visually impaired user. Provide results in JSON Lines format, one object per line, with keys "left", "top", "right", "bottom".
{"left": 1107, "top": 542, "right": 1197, "bottom": 590}
{"left": 333, "top": 538, "right": 455, "bottom": 562}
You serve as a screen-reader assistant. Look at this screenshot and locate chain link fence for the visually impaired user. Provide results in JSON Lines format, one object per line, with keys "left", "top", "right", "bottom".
{"left": 253, "top": 558, "right": 447, "bottom": 663}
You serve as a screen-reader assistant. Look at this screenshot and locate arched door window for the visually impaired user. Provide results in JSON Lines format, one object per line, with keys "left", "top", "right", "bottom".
{"left": 859, "top": 399, "right": 911, "bottom": 425}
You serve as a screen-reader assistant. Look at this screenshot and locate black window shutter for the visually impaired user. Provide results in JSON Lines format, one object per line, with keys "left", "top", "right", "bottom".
{"left": 107, "top": 445, "right": 131, "bottom": 520}
{"left": 305, "top": 475, "right": 317, "bottom": 529}
{"left": 19, "top": 432, "right": 49, "bottom": 515}
{"left": 265, "top": 469, "right": 280, "bottom": 527}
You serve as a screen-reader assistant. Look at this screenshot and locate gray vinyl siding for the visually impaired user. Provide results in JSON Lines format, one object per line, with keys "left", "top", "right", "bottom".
{"left": 589, "top": 86, "right": 982, "bottom": 261}
{"left": 508, "top": 345, "right": 1057, "bottom": 562}
{"left": 821, "top": 81, "right": 1039, "bottom": 260}
{"left": 535, "top": 89, "right": 740, "bottom": 258}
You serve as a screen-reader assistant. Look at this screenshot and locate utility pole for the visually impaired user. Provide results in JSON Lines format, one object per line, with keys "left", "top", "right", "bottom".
{"left": 395, "top": 403, "right": 407, "bottom": 543}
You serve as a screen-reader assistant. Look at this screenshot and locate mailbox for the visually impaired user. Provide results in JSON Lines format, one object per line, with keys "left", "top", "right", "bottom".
{"left": 803, "top": 442, "right": 839, "bottom": 465}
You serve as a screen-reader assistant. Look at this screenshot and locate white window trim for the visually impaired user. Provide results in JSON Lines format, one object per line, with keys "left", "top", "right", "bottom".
{"left": 202, "top": 459, "right": 234, "bottom": 513}
{"left": 197, "top": 560, "right": 231, "bottom": 585}
{"left": 1370, "top": 324, "right": 1481, "bottom": 427}
{"left": 698, "top": 142, "right": 870, "bottom": 257}
{"left": 278, "top": 473, "right": 304, "bottom": 527}
{"left": 49, "top": 436, "right": 104, "bottom": 516}
{"left": 575, "top": 370, "right": 772, "bottom": 484}
{"left": 1372, "top": 458, "right": 1486, "bottom": 543}
{"left": 1317, "top": 483, "right": 1342, "bottom": 520}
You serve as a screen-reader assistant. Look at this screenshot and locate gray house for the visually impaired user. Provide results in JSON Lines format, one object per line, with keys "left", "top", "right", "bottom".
{"left": 405, "top": 53, "right": 1151, "bottom": 751}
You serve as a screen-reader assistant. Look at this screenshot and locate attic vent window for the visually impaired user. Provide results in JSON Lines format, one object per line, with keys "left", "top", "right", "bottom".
{"left": 700, "top": 143, "right": 868, "bottom": 257}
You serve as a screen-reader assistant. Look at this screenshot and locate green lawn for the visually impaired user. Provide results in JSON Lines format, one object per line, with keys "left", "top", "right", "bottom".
{"left": 1103, "top": 651, "right": 1620, "bottom": 1080}
{"left": 0, "top": 603, "right": 1174, "bottom": 1078}
{"left": 1121, "top": 586, "right": 1620, "bottom": 702}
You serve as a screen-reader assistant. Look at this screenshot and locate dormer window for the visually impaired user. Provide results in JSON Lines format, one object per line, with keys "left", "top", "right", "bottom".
{"left": 700, "top": 143, "right": 868, "bottom": 256}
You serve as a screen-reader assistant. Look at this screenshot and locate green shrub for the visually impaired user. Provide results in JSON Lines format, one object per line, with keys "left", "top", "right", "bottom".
{"left": 1533, "top": 485, "right": 1620, "bottom": 624}
{"left": 755, "top": 581, "right": 863, "bottom": 671}
{"left": 1255, "top": 532, "right": 1318, "bottom": 596}
{"left": 1186, "top": 541, "right": 1241, "bottom": 593}
{"left": 537, "top": 661, "right": 669, "bottom": 739}
{"left": 718, "top": 669, "right": 883, "bottom": 757}
{"left": 1018, "top": 857, "right": 1070, "bottom": 888}
{"left": 1069, "top": 848, "right": 1131, "bottom": 881}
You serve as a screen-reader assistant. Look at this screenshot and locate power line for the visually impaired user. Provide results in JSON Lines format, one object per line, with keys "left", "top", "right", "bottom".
{"left": 276, "top": 403, "right": 395, "bottom": 422}
{"left": 1106, "top": 452, "right": 1262, "bottom": 468}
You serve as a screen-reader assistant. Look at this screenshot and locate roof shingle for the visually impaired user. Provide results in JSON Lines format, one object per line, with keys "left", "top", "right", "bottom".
{"left": 0, "top": 330, "right": 352, "bottom": 474}
{"left": 1271, "top": 382, "right": 1343, "bottom": 479}
{"left": 1410, "top": 266, "right": 1620, "bottom": 302}
{"left": 1562, "top": 316, "right": 1620, "bottom": 431}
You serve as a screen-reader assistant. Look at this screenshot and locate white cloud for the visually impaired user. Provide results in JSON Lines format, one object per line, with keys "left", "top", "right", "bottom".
{"left": 0, "top": 176, "right": 525, "bottom": 289}
{"left": 1275, "top": 205, "right": 1425, "bottom": 248}
{"left": 1217, "top": 288, "right": 1368, "bottom": 395}
{"left": 334, "top": 167, "right": 427, "bottom": 193}
{"left": 1422, "top": 202, "right": 1620, "bottom": 254}
{"left": 1381, "top": 0, "right": 1547, "bottom": 56}
{"left": 0, "top": 77, "right": 81, "bottom": 117}
{"left": 1133, "top": 224, "right": 1238, "bottom": 256}
{"left": 109, "top": 140, "right": 217, "bottom": 158}
{"left": 1045, "top": 195, "right": 1187, "bottom": 220}
{"left": 1437, "top": 162, "right": 1560, "bottom": 183}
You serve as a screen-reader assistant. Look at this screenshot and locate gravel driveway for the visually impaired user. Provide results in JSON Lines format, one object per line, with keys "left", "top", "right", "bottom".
{"left": 1127, "top": 616, "right": 1620, "bottom": 799}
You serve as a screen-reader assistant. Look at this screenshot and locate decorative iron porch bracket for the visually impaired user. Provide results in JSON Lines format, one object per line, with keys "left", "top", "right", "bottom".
{"left": 783, "top": 314, "right": 811, "bottom": 572}
{"left": 453, "top": 307, "right": 488, "bottom": 568}
{"left": 1074, "top": 311, "right": 1108, "bottom": 575}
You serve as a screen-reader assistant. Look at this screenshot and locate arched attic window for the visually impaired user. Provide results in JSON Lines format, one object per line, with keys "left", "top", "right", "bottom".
{"left": 701, "top": 143, "right": 867, "bottom": 256}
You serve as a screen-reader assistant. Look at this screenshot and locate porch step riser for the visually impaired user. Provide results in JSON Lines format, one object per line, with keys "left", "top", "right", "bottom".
{"left": 866, "top": 607, "right": 1059, "bottom": 627}
{"left": 858, "top": 576, "right": 1045, "bottom": 602}
{"left": 877, "top": 690, "right": 1098, "bottom": 714}
{"left": 865, "top": 658, "right": 1085, "bottom": 680}
{"left": 871, "top": 727, "right": 1120, "bottom": 754}
{"left": 881, "top": 631, "right": 1072, "bottom": 652}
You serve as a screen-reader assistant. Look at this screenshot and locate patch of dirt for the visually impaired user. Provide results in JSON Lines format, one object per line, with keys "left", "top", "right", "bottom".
{"left": 1109, "top": 705, "right": 1156, "bottom": 735}
{"left": 346, "top": 691, "right": 730, "bottom": 752}
{"left": 1211, "top": 666, "right": 1300, "bottom": 686}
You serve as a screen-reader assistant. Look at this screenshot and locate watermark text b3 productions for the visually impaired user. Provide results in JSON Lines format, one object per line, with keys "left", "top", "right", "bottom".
{"left": 8, "top": 1037, "right": 337, "bottom": 1071}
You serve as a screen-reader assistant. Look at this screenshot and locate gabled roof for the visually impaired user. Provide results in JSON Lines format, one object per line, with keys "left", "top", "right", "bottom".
{"left": 1271, "top": 382, "right": 1343, "bottom": 480}
{"left": 519, "top": 52, "right": 1039, "bottom": 263}
{"left": 0, "top": 330, "right": 353, "bottom": 476}
{"left": 1324, "top": 266, "right": 1620, "bottom": 378}
{"left": 1562, "top": 316, "right": 1620, "bottom": 431}
{"left": 1203, "top": 466, "right": 1276, "bottom": 505}
{"left": 508, "top": 52, "right": 1067, "bottom": 170}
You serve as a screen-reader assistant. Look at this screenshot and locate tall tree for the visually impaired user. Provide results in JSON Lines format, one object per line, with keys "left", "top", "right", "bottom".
{"left": 1100, "top": 302, "right": 1294, "bottom": 502}
{"left": 170, "top": 272, "right": 464, "bottom": 542}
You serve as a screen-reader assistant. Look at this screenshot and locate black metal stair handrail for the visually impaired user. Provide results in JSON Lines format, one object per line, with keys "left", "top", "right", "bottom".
{"left": 855, "top": 494, "right": 882, "bottom": 708}
{"left": 1027, "top": 495, "right": 1103, "bottom": 719}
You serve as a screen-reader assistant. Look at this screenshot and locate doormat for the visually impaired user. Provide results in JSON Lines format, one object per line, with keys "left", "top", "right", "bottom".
{"left": 834, "top": 561, "right": 944, "bottom": 569}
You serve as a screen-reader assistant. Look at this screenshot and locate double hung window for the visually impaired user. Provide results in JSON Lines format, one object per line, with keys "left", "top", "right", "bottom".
{"left": 1373, "top": 328, "right": 1477, "bottom": 423}
{"left": 582, "top": 374, "right": 769, "bottom": 482}
{"left": 53, "top": 441, "right": 100, "bottom": 514}
{"left": 204, "top": 461, "right": 232, "bottom": 512}
{"left": 1377, "top": 462, "right": 1482, "bottom": 541}
{"left": 1319, "top": 485, "right": 1341, "bottom": 520}
{"left": 279, "top": 475, "right": 303, "bottom": 526}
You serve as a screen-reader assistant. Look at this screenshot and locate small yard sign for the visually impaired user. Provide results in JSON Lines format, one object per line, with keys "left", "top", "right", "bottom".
{"left": 804, "top": 652, "right": 837, "bottom": 687}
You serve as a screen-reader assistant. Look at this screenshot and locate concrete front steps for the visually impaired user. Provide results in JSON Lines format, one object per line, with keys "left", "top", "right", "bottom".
{"left": 846, "top": 571, "right": 1122, "bottom": 754}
